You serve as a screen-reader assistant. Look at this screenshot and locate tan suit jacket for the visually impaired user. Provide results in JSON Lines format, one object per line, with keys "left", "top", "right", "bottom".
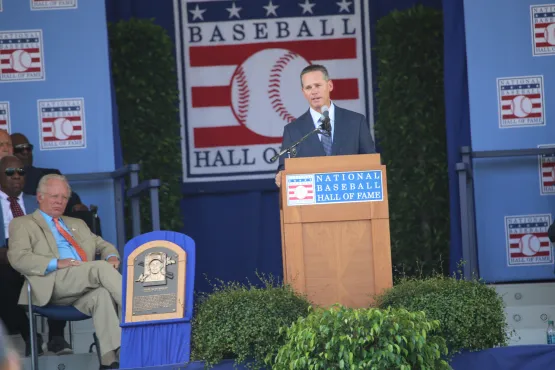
{"left": 7, "top": 209, "right": 119, "bottom": 306}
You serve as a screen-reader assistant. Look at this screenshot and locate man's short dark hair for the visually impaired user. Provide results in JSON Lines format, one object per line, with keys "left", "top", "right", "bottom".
{"left": 300, "top": 64, "right": 330, "bottom": 87}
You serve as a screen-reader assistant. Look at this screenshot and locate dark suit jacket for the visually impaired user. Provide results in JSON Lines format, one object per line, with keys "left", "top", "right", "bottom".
{"left": 0, "top": 193, "right": 37, "bottom": 247}
{"left": 277, "top": 105, "right": 376, "bottom": 171}
{"left": 23, "top": 165, "right": 82, "bottom": 215}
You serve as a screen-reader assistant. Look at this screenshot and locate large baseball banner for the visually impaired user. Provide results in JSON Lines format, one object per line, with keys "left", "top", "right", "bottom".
{"left": 175, "top": 0, "right": 373, "bottom": 183}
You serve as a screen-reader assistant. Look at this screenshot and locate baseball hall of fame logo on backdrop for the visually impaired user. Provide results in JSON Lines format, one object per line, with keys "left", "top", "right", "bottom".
{"left": 497, "top": 75, "right": 545, "bottom": 128}
{"left": 0, "top": 102, "right": 10, "bottom": 133}
{"left": 176, "top": 0, "right": 373, "bottom": 182}
{"left": 505, "top": 214, "right": 553, "bottom": 266}
{"left": 538, "top": 144, "right": 555, "bottom": 195}
{"left": 37, "top": 98, "right": 86, "bottom": 150}
{"left": 531, "top": 4, "right": 555, "bottom": 56}
{"left": 31, "top": 0, "right": 77, "bottom": 11}
{"left": 0, "top": 30, "right": 45, "bottom": 82}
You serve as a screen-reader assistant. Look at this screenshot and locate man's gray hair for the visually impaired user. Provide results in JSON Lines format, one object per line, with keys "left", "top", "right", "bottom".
{"left": 37, "top": 173, "right": 72, "bottom": 196}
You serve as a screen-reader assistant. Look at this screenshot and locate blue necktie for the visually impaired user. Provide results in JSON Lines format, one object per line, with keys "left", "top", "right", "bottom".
{"left": 319, "top": 118, "right": 332, "bottom": 156}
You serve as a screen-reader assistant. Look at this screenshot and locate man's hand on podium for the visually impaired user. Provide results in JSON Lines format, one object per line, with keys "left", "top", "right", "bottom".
{"left": 275, "top": 171, "right": 282, "bottom": 188}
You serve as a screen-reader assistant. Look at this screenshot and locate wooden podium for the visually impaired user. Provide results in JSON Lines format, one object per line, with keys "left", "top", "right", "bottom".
{"left": 279, "top": 154, "right": 392, "bottom": 308}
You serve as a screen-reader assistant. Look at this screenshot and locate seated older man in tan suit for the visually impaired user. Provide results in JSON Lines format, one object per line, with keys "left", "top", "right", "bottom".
{"left": 7, "top": 174, "right": 122, "bottom": 370}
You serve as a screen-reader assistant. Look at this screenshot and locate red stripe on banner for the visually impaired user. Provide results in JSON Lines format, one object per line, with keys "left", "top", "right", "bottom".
{"left": 192, "top": 86, "right": 230, "bottom": 107}
{"left": 536, "top": 42, "right": 555, "bottom": 48}
{"left": 501, "top": 94, "right": 541, "bottom": 100}
{"left": 42, "top": 126, "right": 82, "bottom": 132}
{"left": 510, "top": 251, "right": 550, "bottom": 258}
{"left": 544, "top": 181, "right": 555, "bottom": 186}
{"left": 331, "top": 79, "right": 359, "bottom": 100}
{"left": 502, "top": 113, "right": 543, "bottom": 119}
{"left": 190, "top": 38, "right": 357, "bottom": 67}
{"left": 42, "top": 136, "right": 82, "bottom": 142}
{"left": 0, "top": 67, "right": 41, "bottom": 73}
{"left": 42, "top": 126, "right": 83, "bottom": 133}
{"left": 535, "top": 23, "right": 551, "bottom": 29}
{"left": 194, "top": 125, "right": 282, "bottom": 148}
{"left": 0, "top": 48, "right": 40, "bottom": 54}
{"left": 192, "top": 78, "right": 358, "bottom": 108}
{"left": 542, "top": 163, "right": 555, "bottom": 168}
{"left": 510, "top": 232, "right": 548, "bottom": 238}
{"left": 41, "top": 116, "right": 82, "bottom": 123}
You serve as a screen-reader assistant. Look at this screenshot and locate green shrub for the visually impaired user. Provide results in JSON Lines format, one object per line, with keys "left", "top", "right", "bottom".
{"left": 268, "top": 305, "right": 450, "bottom": 370}
{"left": 191, "top": 275, "right": 311, "bottom": 369}
{"left": 374, "top": 273, "right": 510, "bottom": 354}
{"left": 374, "top": 5, "right": 449, "bottom": 277}
{"left": 108, "top": 18, "right": 183, "bottom": 233}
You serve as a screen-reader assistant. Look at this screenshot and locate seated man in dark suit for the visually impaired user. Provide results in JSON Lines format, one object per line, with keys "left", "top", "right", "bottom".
{"left": 10, "top": 133, "right": 87, "bottom": 214}
{"left": 0, "top": 156, "right": 71, "bottom": 356}
{"left": 275, "top": 64, "right": 376, "bottom": 187}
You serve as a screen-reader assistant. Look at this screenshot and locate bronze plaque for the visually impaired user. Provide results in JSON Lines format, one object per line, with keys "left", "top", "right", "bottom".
{"left": 125, "top": 240, "right": 187, "bottom": 323}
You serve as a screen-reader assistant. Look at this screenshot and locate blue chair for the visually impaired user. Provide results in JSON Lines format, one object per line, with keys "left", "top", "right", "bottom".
{"left": 25, "top": 279, "right": 102, "bottom": 370}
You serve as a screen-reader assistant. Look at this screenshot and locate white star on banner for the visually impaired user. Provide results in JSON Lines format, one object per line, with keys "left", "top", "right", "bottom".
{"left": 298, "top": 0, "right": 315, "bottom": 14}
{"left": 337, "top": 0, "right": 352, "bottom": 13}
{"left": 226, "top": 2, "right": 242, "bottom": 19}
{"left": 264, "top": 0, "right": 279, "bottom": 17}
{"left": 189, "top": 4, "right": 206, "bottom": 21}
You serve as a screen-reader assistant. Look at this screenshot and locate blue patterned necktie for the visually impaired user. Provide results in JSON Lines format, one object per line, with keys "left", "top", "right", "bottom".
{"left": 319, "top": 118, "right": 332, "bottom": 156}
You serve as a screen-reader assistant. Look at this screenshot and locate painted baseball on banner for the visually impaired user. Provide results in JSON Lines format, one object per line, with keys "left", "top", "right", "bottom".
{"left": 0, "top": 102, "right": 10, "bottom": 132}
{"left": 531, "top": 4, "right": 555, "bottom": 56}
{"left": 230, "top": 49, "right": 309, "bottom": 138}
{"left": 497, "top": 75, "right": 545, "bottom": 128}
{"left": 0, "top": 29, "right": 45, "bottom": 82}
{"left": 538, "top": 144, "right": 555, "bottom": 195}
{"left": 505, "top": 214, "right": 553, "bottom": 266}
{"left": 177, "top": 0, "right": 373, "bottom": 183}
{"left": 37, "top": 98, "right": 86, "bottom": 150}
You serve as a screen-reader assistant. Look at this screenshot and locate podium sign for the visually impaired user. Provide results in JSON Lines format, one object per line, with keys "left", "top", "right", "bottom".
{"left": 280, "top": 154, "right": 392, "bottom": 309}
{"left": 286, "top": 170, "right": 384, "bottom": 206}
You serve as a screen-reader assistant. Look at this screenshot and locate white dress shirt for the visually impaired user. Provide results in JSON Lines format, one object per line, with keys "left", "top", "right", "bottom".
{"left": 309, "top": 101, "right": 335, "bottom": 142}
{"left": 0, "top": 191, "right": 26, "bottom": 239}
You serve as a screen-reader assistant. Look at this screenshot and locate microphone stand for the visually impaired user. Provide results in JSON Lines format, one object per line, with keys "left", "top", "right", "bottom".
{"left": 270, "top": 121, "right": 331, "bottom": 163}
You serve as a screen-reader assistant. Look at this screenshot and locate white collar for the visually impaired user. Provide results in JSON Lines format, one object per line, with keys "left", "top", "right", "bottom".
{"left": 309, "top": 101, "right": 335, "bottom": 124}
{"left": 0, "top": 190, "right": 20, "bottom": 201}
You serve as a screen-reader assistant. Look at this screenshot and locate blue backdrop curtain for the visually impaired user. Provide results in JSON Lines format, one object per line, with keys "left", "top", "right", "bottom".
{"left": 105, "top": 0, "right": 468, "bottom": 294}
{"left": 441, "top": 0, "right": 471, "bottom": 274}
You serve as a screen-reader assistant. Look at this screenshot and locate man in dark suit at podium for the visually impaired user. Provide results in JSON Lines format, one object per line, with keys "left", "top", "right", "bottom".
{"left": 275, "top": 64, "right": 376, "bottom": 187}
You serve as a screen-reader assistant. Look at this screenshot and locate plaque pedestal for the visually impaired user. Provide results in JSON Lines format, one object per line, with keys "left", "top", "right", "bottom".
{"left": 119, "top": 231, "right": 196, "bottom": 369}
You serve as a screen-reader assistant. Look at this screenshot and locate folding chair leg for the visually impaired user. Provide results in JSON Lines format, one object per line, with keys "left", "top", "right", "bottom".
{"left": 27, "top": 284, "right": 38, "bottom": 370}
{"left": 69, "top": 321, "right": 73, "bottom": 348}
{"left": 93, "top": 332, "right": 102, "bottom": 366}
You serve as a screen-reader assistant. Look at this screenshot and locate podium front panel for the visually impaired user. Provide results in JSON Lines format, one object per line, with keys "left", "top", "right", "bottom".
{"left": 279, "top": 154, "right": 393, "bottom": 309}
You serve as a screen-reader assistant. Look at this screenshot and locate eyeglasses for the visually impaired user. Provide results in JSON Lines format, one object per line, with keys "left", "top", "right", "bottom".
{"left": 5, "top": 167, "right": 25, "bottom": 177}
{"left": 14, "top": 144, "right": 33, "bottom": 153}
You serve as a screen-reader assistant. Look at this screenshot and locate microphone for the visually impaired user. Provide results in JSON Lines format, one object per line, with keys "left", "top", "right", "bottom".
{"left": 320, "top": 106, "right": 331, "bottom": 136}
{"left": 321, "top": 105, "right": 330, "bottom": 120}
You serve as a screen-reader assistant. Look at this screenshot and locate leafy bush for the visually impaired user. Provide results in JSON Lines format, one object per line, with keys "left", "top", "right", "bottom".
{"left": 268, "top": 305, "right": 450, "bottom": 370}
{"left": 374, "top": 273, "right": 510, "bottom": 354}
{"left": 374, "top": 5, "right": 449, "bottom": 277}
{"left": 191, "top": 275, "right": 311, "bottom": 369}
{"left": 108, "top": 18, "right": 183, "bottom": 233}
